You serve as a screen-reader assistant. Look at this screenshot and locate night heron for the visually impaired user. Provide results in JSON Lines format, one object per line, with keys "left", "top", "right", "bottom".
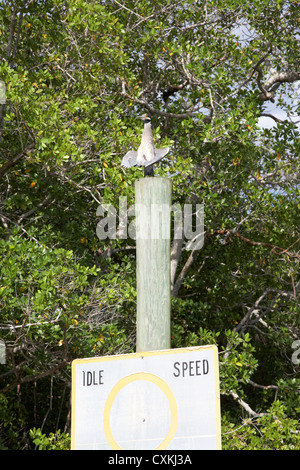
{"left": 121, "top": 114, "right": 170, "bottom": 176}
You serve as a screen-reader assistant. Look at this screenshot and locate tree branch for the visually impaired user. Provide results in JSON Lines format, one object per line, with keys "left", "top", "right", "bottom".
{"left": 0, "top": 143, "right": 35, "bottom": 179}
{"left": 120, "top": 81, "right": 200, "bottom": 120}
{"left": 234, "top": 232, "right": 300, "bottom": 259}
{"left": 17, "top": 195, "right": 54, "bottom": 224}
{"left": 264, "top": 70, "right": 300, "bottom": 91}
{"left": 226, "top": 389, "right": 267, "bottom": 418}
{"left": 259, "top": 113, "right": 284, "bottom": 124}
{"left": 6, "top": 4, "right": 17, "bottom": 60}
{"left": 172, "top": 242, "right": 205, "bottom": 298}
{"left": 0, "top": 360, "right": 69, "bottom": 394}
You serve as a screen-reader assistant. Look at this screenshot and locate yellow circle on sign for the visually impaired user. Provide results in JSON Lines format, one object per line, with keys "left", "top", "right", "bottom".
{"left": 103, "top": 372, "right": 178, "bottom": 450}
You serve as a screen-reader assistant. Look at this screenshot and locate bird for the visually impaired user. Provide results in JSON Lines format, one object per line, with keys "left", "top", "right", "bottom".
{"left": 121, "top": 114, "right": 170, "bottom": 176}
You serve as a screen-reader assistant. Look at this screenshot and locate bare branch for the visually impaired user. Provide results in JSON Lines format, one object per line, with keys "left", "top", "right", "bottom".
{"left": 259, "top": 113, "right": 284, "bottom": 123}
{"left": 264, "top": 70, "right": 300, "bottom": 91}
{"left": 227, "top": 389, "right": 267, "bottom": 418}
{"left": 0, "top": 360, "right": 69, "bottom": 394}
{"left": 6, "top": 4, "right": 17, "bottom": 60}
{"left": 172, "top": 247, "right": 200, "bottom": 298}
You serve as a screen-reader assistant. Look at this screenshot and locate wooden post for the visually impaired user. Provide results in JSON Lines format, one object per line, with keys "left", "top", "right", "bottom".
{"left": 135, "top": 177, "right": 172, "bottom": 353}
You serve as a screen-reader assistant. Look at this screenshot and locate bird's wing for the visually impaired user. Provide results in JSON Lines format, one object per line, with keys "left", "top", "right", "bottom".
{"left": 121, "top": 150, "right": 138, "bottom": 168}
{"left": 144, "top": 147, "right": 170, "bottom": 167}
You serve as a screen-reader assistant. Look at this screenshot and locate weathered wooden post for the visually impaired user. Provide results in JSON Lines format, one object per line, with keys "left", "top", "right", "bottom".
{"left": 135, "top": 177, "right": 172, "bottom": 352}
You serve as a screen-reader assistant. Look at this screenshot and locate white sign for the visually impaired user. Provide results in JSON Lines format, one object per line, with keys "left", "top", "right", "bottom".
{"left": 71, "top": 345, "right": 221, "bottom": 450}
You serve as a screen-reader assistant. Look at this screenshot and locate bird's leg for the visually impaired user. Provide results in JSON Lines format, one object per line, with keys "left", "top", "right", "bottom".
{"left": 144, "top": 165, "right": 154, "bottom": 177}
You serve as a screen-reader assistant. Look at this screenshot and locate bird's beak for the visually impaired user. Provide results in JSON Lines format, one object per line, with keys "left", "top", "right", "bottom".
{"left": 137, "top": 114, "right": 149, "bottom": 120}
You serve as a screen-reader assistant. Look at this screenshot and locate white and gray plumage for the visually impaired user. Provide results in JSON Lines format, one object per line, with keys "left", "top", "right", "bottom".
{"left": 121, "top": 114, "right": 170, "bottom": 176}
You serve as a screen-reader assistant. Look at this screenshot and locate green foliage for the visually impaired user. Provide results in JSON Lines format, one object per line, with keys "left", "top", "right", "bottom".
{"left": 222, "top": 402, "right": 300, "bottom": 450}
{"left": 29, "top": 428, "right": 70, "bottom": 450}
{"left": 0, "top": 0, "right": 299, "bottom": 450}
